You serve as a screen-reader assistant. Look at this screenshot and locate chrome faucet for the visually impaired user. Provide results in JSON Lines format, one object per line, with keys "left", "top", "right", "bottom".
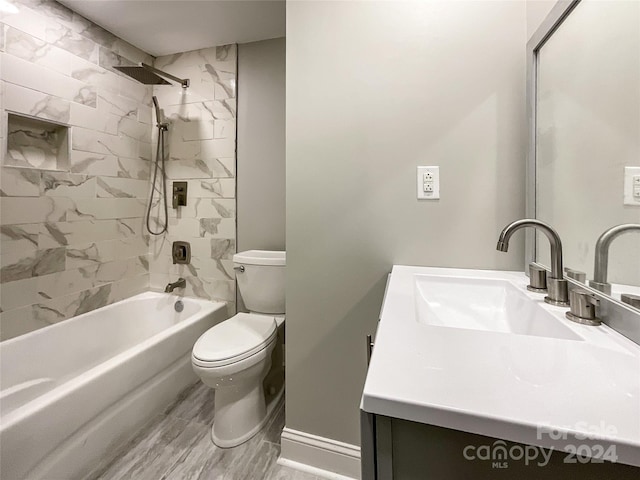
{"left": 165, "top": 277, "right": 186, "bottom": 293}
{"left": 589, "top": 224, "right": 640, "bottom": 295}
{"left": 497, "top": 219, "right": 569, "bottom": 306}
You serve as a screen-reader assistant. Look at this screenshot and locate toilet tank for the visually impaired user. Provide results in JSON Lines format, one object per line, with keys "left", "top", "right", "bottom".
{"left": 233, "top": 250, "right": 285, "bottom": 314}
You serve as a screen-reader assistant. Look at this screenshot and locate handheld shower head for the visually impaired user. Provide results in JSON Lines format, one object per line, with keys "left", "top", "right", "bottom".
{"left": 152, "top": 96, "right": 164, "bottom": 128}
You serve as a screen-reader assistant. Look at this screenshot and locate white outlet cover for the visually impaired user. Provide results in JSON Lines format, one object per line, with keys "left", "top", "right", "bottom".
{"left": 417, "top": 166, "right": 440, "bottom": 200}
{"left": 623, "top": 166, "right": 640, "bottom": 206}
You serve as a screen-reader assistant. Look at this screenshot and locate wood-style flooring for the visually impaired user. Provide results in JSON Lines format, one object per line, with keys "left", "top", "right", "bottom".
{"left": 88, "top": 382, "right": 318, "bottom": 480}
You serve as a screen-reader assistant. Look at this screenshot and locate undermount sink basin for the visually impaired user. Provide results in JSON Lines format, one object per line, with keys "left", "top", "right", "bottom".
{"left": 414, "top": 275, "right": 583, "bottom": 341}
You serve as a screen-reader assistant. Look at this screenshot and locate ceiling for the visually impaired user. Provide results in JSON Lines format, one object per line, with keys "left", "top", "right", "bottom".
{"left": 58, "top": 0, "right": 285, "bottom": 57}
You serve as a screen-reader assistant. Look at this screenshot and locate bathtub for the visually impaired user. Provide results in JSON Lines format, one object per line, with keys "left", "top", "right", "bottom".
{"left": 0, "top": 291, "right": 228, "bottom": 480}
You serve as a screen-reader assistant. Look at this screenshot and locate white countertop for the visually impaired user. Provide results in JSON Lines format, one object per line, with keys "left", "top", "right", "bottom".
{"left": 361, "top": 265, "right": 640, "bottom": 467}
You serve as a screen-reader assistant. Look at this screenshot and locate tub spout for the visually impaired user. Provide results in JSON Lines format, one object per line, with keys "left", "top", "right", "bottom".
{"left": 165, "top": 278, "right": 186, "bottom": 293}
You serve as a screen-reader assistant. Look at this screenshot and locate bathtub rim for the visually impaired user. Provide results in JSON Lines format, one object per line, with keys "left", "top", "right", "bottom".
{"left": 0, "top": 291, "right": 221, "bottom": 348}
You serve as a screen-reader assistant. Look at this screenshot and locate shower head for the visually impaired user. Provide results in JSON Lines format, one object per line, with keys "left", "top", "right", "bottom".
{"left": 152, "top": 96, "right": 164, "bottom": 128}
{"left": 114, "top": 66, "right": 171, "bottom": 85}
{"left": 114, "top": 63, "right": 190, "bottom": 88}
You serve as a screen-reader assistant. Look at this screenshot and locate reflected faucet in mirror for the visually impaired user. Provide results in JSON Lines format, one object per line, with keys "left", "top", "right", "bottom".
{"left": 497, "top": 219, "right": 569, "bottom": 306}
{"left": 589, "top": 224, "right": 640, "bottom": 296}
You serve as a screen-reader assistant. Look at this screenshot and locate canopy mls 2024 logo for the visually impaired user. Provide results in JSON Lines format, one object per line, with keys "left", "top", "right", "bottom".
{"left": 462, "top": 421, "right": 619, "bottom": 469}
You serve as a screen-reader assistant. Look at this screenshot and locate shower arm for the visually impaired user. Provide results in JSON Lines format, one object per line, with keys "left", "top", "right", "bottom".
{"left": 141, "top": 63, "right": 190, "bottom": 88}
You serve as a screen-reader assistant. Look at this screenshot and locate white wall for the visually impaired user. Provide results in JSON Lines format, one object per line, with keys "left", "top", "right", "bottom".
{"left": 237, "top": 38, "right": 286, "bottom": 252}
{"left": 286, "top": 0, "right": 527, "bottom": 450}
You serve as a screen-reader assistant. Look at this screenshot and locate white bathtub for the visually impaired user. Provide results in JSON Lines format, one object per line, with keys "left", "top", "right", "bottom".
{"left": 0, "top": 291, "right": 227, "bottom": 480}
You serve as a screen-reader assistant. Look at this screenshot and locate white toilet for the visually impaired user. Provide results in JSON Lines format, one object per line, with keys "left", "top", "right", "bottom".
{"left": 192, "top": 250, "right": 285, "bottom": 448}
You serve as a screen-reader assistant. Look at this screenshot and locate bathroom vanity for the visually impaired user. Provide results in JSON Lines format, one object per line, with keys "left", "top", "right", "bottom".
{"left": 360, "top": 266, "right": 640, "bottom": 479}
{"left": 360, "top": 1, "right": 640, "bottom": 475}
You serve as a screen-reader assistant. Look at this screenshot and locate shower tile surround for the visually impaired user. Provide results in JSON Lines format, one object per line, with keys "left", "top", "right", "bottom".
{"left": 0, "top": 0, "right": 238, "bottom": 340}
{"left": 147, "top": 45, "right": 237, "bottom": 311}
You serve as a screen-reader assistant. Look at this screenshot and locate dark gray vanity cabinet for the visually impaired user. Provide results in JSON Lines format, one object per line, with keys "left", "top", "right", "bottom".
{"left": 360, "top": 412, "right": 640, "bottom": 480}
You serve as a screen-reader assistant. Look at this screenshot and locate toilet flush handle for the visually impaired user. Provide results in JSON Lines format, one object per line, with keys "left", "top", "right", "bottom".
{"left": 234, "top": 265, "right": 245, "bottom": 273}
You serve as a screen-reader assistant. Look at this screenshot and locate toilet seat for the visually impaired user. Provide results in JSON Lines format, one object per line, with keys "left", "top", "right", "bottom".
{"left": 192, "top": 313, "right": 278, "bottom": 368}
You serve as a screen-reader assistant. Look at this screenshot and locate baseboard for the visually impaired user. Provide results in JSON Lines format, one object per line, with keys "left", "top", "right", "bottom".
{"left": 279, "top": 427, "right": 361, "bottom": 480}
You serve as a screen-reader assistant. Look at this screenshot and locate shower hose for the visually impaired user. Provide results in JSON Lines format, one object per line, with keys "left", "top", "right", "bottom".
{"left": 146, "top": 123, "right": 169, "bottom": 235}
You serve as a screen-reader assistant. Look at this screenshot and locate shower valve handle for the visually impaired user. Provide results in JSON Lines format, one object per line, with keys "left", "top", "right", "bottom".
{"left": 172, "top": 182, "right": 187, "bottom": 209}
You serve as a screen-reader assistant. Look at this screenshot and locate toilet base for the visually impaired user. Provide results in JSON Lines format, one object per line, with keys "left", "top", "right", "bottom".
{"left": 211, "top": 384, "right": 284, "bottom": 448}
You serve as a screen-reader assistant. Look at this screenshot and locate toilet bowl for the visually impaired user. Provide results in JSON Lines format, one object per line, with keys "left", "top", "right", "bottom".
{"left": 191, "top": 250, "right": 285, "bottom": 448}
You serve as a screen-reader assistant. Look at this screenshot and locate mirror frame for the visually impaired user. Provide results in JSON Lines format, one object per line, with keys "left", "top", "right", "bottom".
{"left": 525, "top": 0, "right": 580, "bottom": 267}
{"left": 526, "top": 0, "right": 640, "bottom": 345}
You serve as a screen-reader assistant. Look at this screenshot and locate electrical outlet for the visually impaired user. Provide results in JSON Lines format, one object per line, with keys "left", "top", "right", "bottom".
{"left": 417, "top": 166, "right": 440, "bottom": 200}
{"left": 624, "top": 167, "right": 640, "bottom": 206}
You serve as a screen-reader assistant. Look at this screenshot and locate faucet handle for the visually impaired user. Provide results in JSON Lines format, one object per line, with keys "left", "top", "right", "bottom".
{"left": 621, "top": 294, "right": 640, "bottom": 310}
{"left": 566, "top": 289, "right": 601, "bottom": 326}
{"left": 527, "top": 263, "right": 547, "bottom": 292}
{"left": 564, "top": 267, "right": 586, "bottom": 283}
{"left": 588, "top": 279, "right": 612, "bottom": 296}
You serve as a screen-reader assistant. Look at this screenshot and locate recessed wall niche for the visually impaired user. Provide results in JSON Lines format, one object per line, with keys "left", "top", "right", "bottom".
{"left": 4, "top": 113, "right": 70, "bottom": 171}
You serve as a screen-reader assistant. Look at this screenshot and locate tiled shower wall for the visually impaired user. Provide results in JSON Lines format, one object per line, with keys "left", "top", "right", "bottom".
{"left": 148, "top": 46, "right": 237, "bottom": 313}
{"left": 0, "top": 0, "right": 154, "bottom": 340}
{"left": 0, "top": 1, "right": 238, "bottom": 341}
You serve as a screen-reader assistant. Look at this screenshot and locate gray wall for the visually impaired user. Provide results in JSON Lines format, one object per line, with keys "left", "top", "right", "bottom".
{"left": 286, "top": 1, "right": 527, "bottom": 447}
{"left": 237, "top": 38, "right": 286, "bottom": 252}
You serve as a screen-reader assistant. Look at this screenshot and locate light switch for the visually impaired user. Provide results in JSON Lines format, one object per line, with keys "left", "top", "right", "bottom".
{"left": 624, "top": 167, "right": 640, "bottom": 206}
{"left": 417, "top": 166, "right": 440, "bottom": 200}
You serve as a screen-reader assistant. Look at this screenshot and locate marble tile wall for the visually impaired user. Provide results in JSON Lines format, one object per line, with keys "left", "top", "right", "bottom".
{"left": 148, "top": 45, "right": 237, "bottom": 310}
{"left": 0, "top": 0, "right": 153, "bottom": 340}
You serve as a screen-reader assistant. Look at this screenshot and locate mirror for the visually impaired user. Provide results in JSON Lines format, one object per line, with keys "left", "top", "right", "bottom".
{"left": 533, "top": 0, "right": 640, "bottom": 305}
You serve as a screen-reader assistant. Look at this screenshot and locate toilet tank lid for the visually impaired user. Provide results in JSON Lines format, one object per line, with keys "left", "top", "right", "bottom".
{"left": 233, "top": 250, "right": 285, "bottom": 266}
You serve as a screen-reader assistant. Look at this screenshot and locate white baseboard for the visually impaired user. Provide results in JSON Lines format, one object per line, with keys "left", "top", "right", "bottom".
{"left": 279, "top": 427, "right": 361, "bottom": 480}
